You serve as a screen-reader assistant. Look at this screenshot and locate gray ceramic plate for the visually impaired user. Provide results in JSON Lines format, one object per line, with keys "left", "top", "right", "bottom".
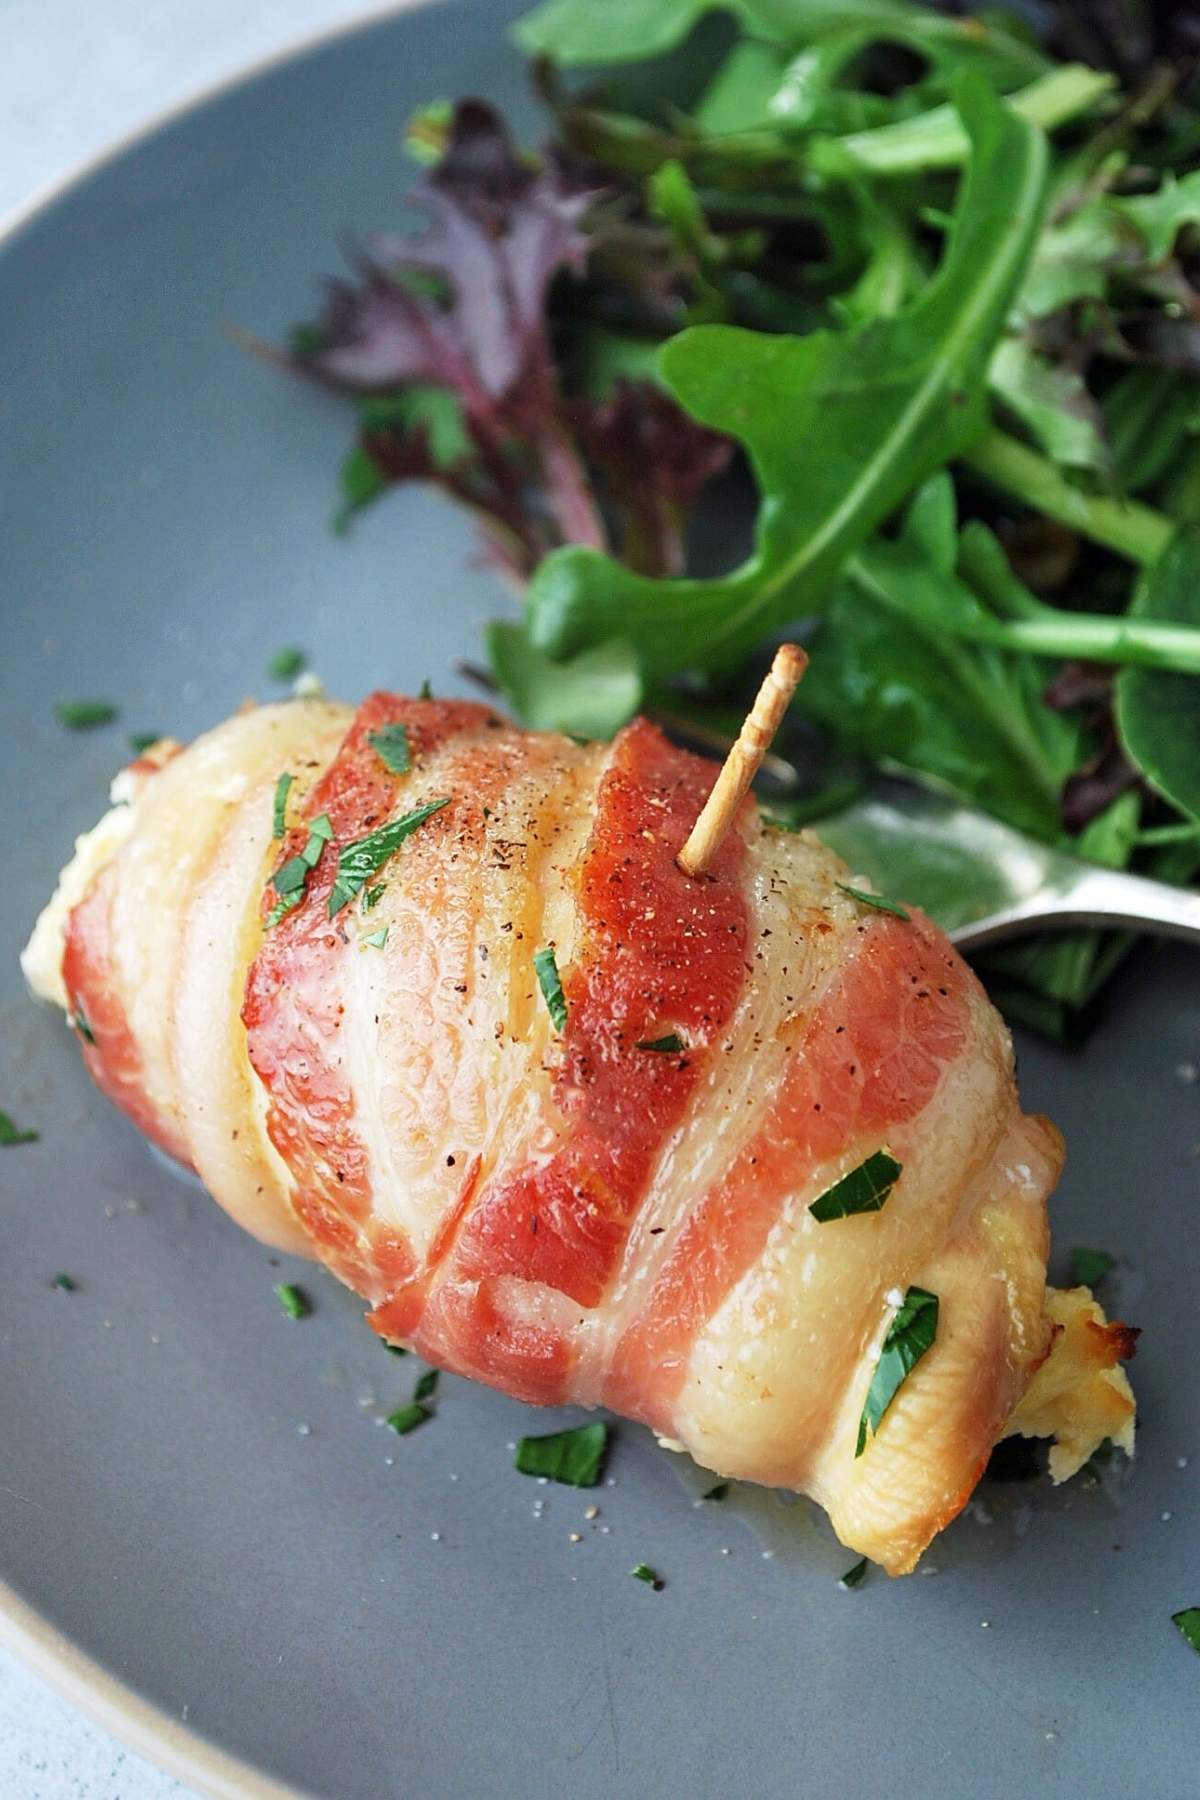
{"left": 2, "top": 6, "right": 1199, "bottom": 1797}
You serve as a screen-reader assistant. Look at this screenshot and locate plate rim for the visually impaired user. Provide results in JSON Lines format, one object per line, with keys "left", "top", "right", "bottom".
{"left": 0, "top": 2, "right": 445, "bottom": 1793}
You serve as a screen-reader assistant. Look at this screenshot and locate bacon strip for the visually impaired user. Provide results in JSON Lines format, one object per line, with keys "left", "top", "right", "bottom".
{"left": 606, "top": 912, "right": 971, "bottom": 1429}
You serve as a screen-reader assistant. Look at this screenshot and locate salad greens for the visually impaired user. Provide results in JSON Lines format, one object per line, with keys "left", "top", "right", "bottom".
{"left": 278, "top": 0, "right": 1200, "bottom": 1035}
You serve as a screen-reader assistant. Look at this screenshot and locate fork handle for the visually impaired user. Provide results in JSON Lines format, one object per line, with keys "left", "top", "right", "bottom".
{"left": 954, "top": 862, "right": 1200, "bottom": 950}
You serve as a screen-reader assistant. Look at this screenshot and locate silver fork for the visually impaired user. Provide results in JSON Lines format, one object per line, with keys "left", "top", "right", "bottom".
{"left": 816, "top": 779, "right": 1200, "bottom": 950}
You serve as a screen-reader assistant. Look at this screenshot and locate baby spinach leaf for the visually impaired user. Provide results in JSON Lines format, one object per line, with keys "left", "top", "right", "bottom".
{"left": 1117, "top": 530, "right": 1200, "bottom": 822}
{"left": 526, "top": 78, "right": 1047, "bottom": 678}
{"left": 989, "top": 336, "right": 1110, "bottom": 474}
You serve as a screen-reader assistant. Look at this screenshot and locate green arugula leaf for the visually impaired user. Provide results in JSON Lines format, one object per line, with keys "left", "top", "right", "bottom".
{"left": 55, "top": 700, "right": 118, "bottom": 730}
{"left": 814, "top": 66, "right": 1109, "bottom": 179}
{"left": 694, "top": 39, "right": 789, "bottom": 135}
{"left": 534, "top": 946, "right": 569, "bottom": 1032}
{"left": 989, "top": 336, "right": 1109, "bottom": 474}
{"left": 1110, "top": 169, "right": 1200, "bottom": 264}
{"left": 516, "top": 0, "right": 1045, "bottom": 88}
{"left": 1173, "top": 1608, "right": 1200, "bottom": 1657}
{"left": 274, "top": 1283, "right": 310, "bottom": 1320}
{"left": 272, "top": 772, "right": 294, "bottom": 840}
{"left": 487, "top": 623, "right": 642, "bottom": 740}
{"left": 328, "top": 799, "right": 451, "bottom": 916}
{"left": 514, "top": 1421, "right": 609, "bottom": 1486}
{"left": 856, "top": 1286, "right": 938, "bottom": 1456}
{"left": 835, "top": 883, "right": 910, "bottom": 921}
{"left": 802, "top": 537, "right": 1080, "bottom": 843}
{"left": 809, "top": 1149, "right": 901, "bottom": 1222}
{"left": 267, "top": 647, "right": 306, "bottom": 681}
{"left": 974, "top": 791, "right": 1142, "bottom": 1028}
{"left": 1117, "top": 531, "right": 1200, "bottom": 823}
{"left": 1105, "top": 368, "right": 1200, "bottom": 497}
{"left": 0, "top": 1110, "right": 38, "bottom": 1147}
{"left": 526, "top": 78, "right": 1047, "bottom": 679}
{"left": 386, "top": 1403, "right": 432, "bottom": 1435}
{"left": 367, "top": 723, "right": 412, "bottom": 775}
{"left": 1071, "top": 1246, "right": 1115, "bottom": 1287}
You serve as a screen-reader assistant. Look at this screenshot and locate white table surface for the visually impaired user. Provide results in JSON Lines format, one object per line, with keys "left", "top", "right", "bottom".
{"left": 1, "top": 8, "right": 396, "bottom": 1791}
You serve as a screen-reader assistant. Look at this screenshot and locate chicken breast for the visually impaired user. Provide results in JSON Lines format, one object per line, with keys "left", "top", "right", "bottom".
{"left": 22, "top": 692, "right": 1136, "bottom": 1573}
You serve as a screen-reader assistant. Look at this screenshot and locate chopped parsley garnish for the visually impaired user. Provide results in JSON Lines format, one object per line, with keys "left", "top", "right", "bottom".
{"left": 361, "top": 883, "right": 386, "bottom": 913}
{"left": 327, "top": 798, "right": 450, "bottom": 916}
{"left": 127, "top": 731, "right": 160, "bottom": 755}
{"left": 55, "top": 700, "right": 118, "bottom": 730}
{"left": 636, "top": 1033, "right": 685, "bottom": 1054}
{"left": 631, "top": 1563, "right": 664, "bottom": 1590}
{"left": 362, "top": 927, "right": 389, "bottom": 950}
{"left": 272, "top": 771, "right": 295, "bottom": 839}
{"left": 514, "top": 1421, "right": 608, "bottom": 1487}
{"left": 1071, "top": 1246, "right": 1116, "bottom": 1287}
{"left": 266, "top": 812, "right": 333, "bottom": 927}
{"left": 368, "top": 723, "right": 412, "bottom": 775}
{"left": 702, "top": 1482, "right": 729, "bottom": 1502}
{"left": 273, "top": 812, "right": 333, "bottom": 893}
{"left": 856, "top": 1286, "right": 939, "bottom": 1458}
{"left": 836, "top": 883, "right": 910, "bottom": 921}
{"left": 386, "top": 1402, "right": 432, "bottom": 1435}
{"left": 413, "top": 1368, "right": 439, "bottom": 1402}
{"left": 840, "top": 1558, "right": 868, "bottom": 1590}
{"left": 265, "top": 891, "right": 304, "bottom": 931}
{"left": 69, "top": 1004, "right": 96, "bottom": 1045}
{"left": 274, "top": 1283, "right": 310, "bottom": 1320}
{"left": 267, "top": 646, "right": 306, "bottom": 680}
{"left": 809, "top": 1150, "right": 902, "bottom": 1223}
{"left": 1173, "top": 1608, "right": 1200, "bottom": 1656}
{"left": 534, "top": 946, "right": 568, "bottom": 1032}
{"left": 52, "top": 1273, "right": 77, "bottom": 1291}
{"left": 0, "top": 1110, "right": 38, "bottom": 1147}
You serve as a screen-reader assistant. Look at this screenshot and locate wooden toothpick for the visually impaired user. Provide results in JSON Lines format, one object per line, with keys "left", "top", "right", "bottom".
{"left": 677, "top": 643, "right": 808, "bottom": 878}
